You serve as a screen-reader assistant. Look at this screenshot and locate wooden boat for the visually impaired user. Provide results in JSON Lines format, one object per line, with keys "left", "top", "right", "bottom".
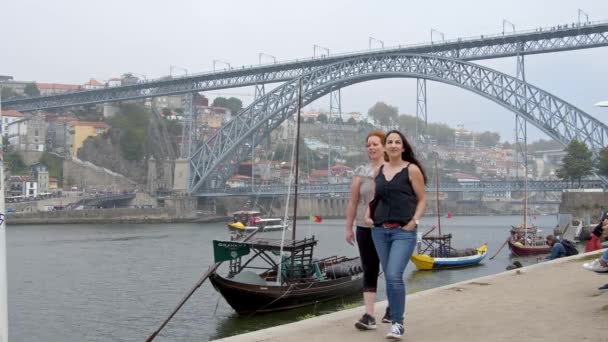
{"left": 410, "top": 160, "right": 488, "bottom": 270}
{"left": 507, "top": 240, "right": 550, "bottom": 256}
{"left": 210, "top": 80, "right": 363, "bottom": 315}
{"left": 227, "top": 210, "right": 287, "bottom": 233}
{"left": 209, "top": 237, "right": 363, "bottom": 315}
{"left": 411, "top": 243, "right": 487, "bottom": 270}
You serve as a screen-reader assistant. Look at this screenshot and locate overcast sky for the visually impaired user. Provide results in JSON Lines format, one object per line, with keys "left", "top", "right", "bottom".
{"left": 2, "top": 0, "right": 608, "bottom": 142}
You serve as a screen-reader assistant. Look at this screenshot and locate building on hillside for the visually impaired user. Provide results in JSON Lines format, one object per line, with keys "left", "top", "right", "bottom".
{"left": 107, "top": 78, "right": 122, "bottom": 87}
{"left": 46, "top": 116, "right": 76, "bottom": 155}
{"left": 36, "top": 83, "right": 81, "bottom": 96}
{"left": 5, "top": 113, "right": 46, "bottom": 152}
{"left": 31, "top": 163, "right": 49, "bottom": 194}
{"left": 83, "top": 79, "right": 104, "bottom": 90}
{"left": 1, "top": 109, "right": 25, "bottom": 136}
{"left": 69, "top": 121, "right": 110, "bottom": 156}
{"left": 48, "top": 178, "right": 58, "bottom": 190}
{"left": 8, "top": 175, "right": 37, "bottom": 199}
{"left": 152, "top": 95, "right": 184, "bottom": 110}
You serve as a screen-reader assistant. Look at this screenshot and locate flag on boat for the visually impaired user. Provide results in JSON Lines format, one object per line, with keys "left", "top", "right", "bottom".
{"left": 310, "top": 215, "right": 323, "bottom": 223}
{"left": 446, "top": 212, "right": 453, "bottom": 219}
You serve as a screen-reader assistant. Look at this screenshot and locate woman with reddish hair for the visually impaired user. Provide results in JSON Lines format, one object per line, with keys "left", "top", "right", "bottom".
{"left": 345, "top": 130, "right": 388, "bottom": 331}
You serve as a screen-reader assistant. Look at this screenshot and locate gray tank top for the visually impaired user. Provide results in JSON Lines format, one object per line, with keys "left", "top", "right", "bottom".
{"left": 353, "top": 164, "right": 376, "bottom": 228}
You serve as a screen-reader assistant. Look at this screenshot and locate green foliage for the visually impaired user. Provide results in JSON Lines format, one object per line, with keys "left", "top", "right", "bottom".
{"left": 597, "top": 147, "right": 608, "bottom": 178}
{"left": 23, "top": 83, "right": 40, "bottom": 97}
{"left": 396, "top": 114, "right": 455, "bottom": 145}
{"left": 317, "top": 113, "right": 328, "bottom": 123}
{"left": 5, "top": 150, "right": 28, "bottom": 174}
{"left": 39, "top": 152, "right": 64, "bottom": 185}
{"left": 109, "top": 104, "right": 151, "bottom": 160}
{"left": 346, "top": 117, "right": 357, "bottom": 125}
{"left": 270, "top": 141, "right": 321, "bottom": 172}
{"left": 556, "top": 140, "right": 593, "bottom": 185}
{"left": 476, "top": 131, "right": 500, "bottom": 148}
{"left": 368, "top": 102, "right": 398, "bottom": 127}
{"left": 212, "top": 97, "right": 243, "bottom": 115}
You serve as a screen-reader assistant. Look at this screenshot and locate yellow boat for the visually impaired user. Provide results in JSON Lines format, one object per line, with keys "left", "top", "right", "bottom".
{"left": 411, "top": 243, "right": 488, "bottom": 270}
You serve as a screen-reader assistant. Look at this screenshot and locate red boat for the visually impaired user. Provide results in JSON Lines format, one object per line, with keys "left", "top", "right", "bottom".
{"left": 507, "top": 240, "right": 551, "bottom": 256}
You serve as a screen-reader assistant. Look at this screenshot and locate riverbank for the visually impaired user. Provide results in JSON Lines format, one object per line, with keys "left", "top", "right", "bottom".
{"left": 213, "top": 250, "right": 608, "bottom": 342}
{"left": 6, "top": 208, "right": 226, "bottom": 225}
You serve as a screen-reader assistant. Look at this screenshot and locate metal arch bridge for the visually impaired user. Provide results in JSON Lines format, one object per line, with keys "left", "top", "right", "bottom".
{"left": 195, "top": 180, "right": 606, "bottom": 198}
{"left": 187, "top": 53, "right": 608, "bottom": 193}
{"left": 4, "top": 21, "right": 608, "bottom": 112}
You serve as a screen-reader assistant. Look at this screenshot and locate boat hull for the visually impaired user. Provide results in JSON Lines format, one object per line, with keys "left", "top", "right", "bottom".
{"left": 507, "top": 241, "right": 551, "bottom": 256}
{"left": 227, "top": 223, "right": 287, "bottom": 233}
{"left": 411, "top": 244, "right": 488, "bottom": 270}
{"left": 209, "top": 272, "right": 363, "bottom": 315}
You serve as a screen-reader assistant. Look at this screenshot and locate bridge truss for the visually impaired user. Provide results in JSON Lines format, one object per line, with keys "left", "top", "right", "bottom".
{"left": 187, "top": 53, "right": 608, "bottom": 193}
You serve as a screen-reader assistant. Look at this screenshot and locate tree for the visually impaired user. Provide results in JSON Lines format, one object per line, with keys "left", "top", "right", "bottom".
{"left": 597, "top": 147, "right": 608, "bottom": 178}
{"left": 24, "top": 83, "right": 40, "bottom": 97}
{"left": 476, "top": 131, "right": 500, "bottom": 148}
{"left": 212, "top": 97, "right": 242, "bottom": 116}
{"left": 368, "top": 102, "right": 398, "bottom": 128}
{"left": 346, "top": 117, "right": 357, "bottom": 125}
{"left": 555, "top": 140, "right": 593, "bottom": 185}
{"left": 317, "top": 113, "right": 328, "bottom": 123}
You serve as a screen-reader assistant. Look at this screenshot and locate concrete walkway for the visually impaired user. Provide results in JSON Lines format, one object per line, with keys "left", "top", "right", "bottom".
{"left": 213, "top": 251, "right": 608, "bottom": 342}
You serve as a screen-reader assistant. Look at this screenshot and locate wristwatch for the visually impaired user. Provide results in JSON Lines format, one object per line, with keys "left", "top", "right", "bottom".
{"left": 413, "top": 219, "right": 420, "bottom": 227}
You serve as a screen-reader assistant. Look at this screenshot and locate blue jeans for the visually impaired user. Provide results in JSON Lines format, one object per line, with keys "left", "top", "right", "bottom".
{"left": 371, "top": 227, "right": 417, "bottom": 324}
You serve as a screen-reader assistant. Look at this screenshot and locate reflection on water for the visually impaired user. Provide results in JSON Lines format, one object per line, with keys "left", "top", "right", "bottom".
{"left": 8, "top": 215, "right": 562, "bottom": 341}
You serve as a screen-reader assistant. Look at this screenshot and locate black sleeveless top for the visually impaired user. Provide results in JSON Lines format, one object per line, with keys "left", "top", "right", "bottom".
{"left": 372, "top": 164, "right": 417, "bottom": 226}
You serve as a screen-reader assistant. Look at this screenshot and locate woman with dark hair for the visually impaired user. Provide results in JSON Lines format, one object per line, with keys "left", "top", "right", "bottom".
{"left": 345, "top": 130, "right": 389, "bottom": 330}
{"left": 368, "top": 130, "right": 426, "bottom": 340}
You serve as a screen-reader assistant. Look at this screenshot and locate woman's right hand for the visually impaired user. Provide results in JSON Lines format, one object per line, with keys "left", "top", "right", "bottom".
{"left": 345, "top": 229, "right": 355, "bottom": 246}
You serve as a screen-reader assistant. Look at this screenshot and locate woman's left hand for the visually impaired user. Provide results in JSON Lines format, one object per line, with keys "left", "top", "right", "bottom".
{"left": 402, "top": 220, "right": 417, "bottom": 231}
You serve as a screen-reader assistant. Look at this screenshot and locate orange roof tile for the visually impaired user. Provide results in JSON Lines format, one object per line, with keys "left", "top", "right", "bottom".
{"left": 36, "top": 83, "right": 81, "bottom": 90}
{"left": 1, "top": 110, "right": 24, "bottom": 117}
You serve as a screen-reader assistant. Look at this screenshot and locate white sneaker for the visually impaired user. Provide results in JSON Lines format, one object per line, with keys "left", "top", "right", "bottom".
{"left": 386, "top": 322, "right": 404, "bottom": 340}
{"left": 584, "top": 259, "right": 608, "bottom": 273}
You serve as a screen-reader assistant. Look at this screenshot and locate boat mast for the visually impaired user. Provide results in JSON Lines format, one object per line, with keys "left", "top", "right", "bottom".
{"left": 523, "top": 162, "right": 528, "bottom": 244}
{"left": 435, "top": 159, "right": 441, "bottom": 235}
{"left": 291, "top": 79, "right": 303, "bottom": 241}
{"left": 0, "top": 87, "right": 8, "bottom": 341}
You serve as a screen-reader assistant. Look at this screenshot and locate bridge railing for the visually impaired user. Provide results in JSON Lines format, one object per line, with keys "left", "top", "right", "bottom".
{"left": 7, "top": 20, "right": 608, "bottom": 104}
{"left": 198, "top": 180, "right": 606, "bottom": 196}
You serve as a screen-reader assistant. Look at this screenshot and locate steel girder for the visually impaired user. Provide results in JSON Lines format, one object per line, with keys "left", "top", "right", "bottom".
{"left": 196, "top": 179, "right": 606, "bottom": 197}
{"left": 5, "top": 23, "right": 608, "bottom": 112}
{"left": 188, "top": 53, "right": 608, "bottom": 193}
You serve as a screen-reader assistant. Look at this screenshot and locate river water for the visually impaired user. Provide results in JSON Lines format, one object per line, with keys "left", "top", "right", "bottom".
{"left": 8, "top": 215, "right": 562, "bottom": 341}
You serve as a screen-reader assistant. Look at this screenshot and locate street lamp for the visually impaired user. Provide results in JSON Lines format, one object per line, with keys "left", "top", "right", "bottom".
{"left": 258, "top": 52, "right": 277, "bottom": 65}
{"left": 430, "top": 28, "right": 445, "bottom": 43}
{"left": 578, "top": 9, "right": 590, "bottom": 24}
{"left": 0, "top": 80, "right": 8, "bottom": 342}
{"left": 313, "top": 44, "right": 330, "bottom": 59}
{"left": 502, "top": 19, "right": 516, "bottom": 35}
{"left": 369, "top": 36, "right": 384, "bottom": 50}
{"left": 169, "top": 65, "right": 188, "bottom": 77}
{"left": 213, "top": 60, "right": 231, "bottom": 72}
